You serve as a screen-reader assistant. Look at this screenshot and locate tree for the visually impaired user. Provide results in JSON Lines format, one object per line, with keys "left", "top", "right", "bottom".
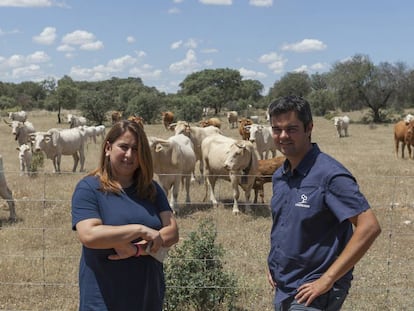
{"left": 179, "top": 68, "right": 242, "bottom": 114}
{"left": 330, "top": 54, "right": 399, "bottom": 122}
{"left": 56, "top": 76, "right": 79, "bottom": 123}
{"left": 268, "top": 71, "right": 311, "bottom": 100}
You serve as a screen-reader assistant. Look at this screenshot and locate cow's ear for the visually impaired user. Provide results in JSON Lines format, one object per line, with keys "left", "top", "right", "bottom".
{"left": 155, "top": 143, "right": 163, "bottom": 152}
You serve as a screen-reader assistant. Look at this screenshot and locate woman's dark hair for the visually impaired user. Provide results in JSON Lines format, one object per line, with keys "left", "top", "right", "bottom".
{"left": 90, "top": 120, "right": 156, "bottom": 201}
{"left": 268, "top": 95, "right": 313, "bottom": 129}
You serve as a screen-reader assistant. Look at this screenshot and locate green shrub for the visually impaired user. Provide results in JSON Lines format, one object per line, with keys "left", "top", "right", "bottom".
{"left": 164, "top": 218, "right": 238, "bottom": 311}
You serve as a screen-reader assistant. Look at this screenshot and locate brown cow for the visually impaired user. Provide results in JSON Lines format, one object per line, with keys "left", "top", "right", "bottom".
{"left": 394, "top": 120, "right": 414, "bottom": 159}
{"left": 199, "top": 117, "right": 222, "bottom": 129}
{"left": 238, "top": 117, "right": 253, "bottom": 140}
{"left": 111, "top": 111, "right": 122, "bottom": 125}
{"left": 161, "top": 111, "right": 175, "bottom": 130}
{"left": 127, "top": 115, "right": 145, "bottom": 129}
{"left": 253, "top": 156, "right": 285, "bottom": 204}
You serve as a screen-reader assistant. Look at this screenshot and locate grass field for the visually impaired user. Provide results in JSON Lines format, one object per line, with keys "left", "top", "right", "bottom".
{"left": 0, "top": 109, "right": 413, "bottom": 310}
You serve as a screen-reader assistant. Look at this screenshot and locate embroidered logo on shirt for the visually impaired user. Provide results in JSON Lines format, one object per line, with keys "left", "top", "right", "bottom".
{"left": 295, "top": 194, "right": 310, "bottom": 208}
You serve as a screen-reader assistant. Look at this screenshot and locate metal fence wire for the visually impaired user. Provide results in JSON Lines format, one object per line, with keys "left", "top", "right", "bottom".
{"left": 0, "top": 172, "right": 413, "bottom": 311}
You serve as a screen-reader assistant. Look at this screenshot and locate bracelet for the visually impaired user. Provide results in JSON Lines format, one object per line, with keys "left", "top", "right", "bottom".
{"left": 134, "top": 243, "right": 142, "bottom": 257}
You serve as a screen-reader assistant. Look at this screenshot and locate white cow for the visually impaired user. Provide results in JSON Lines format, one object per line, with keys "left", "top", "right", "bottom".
{"left": 79, "top": 125, "right": 97, "bottom": 144}
{"left": 148, "top": 134, "right": 196, "bottom": 213}
{"left": 333, "top": 115, "right": 350, "bottom": 137}
{"left": 227, "top": 111, "right": 238, "bottom": 129}
{"left": 172, "top": 121, "right": 222, "bottom": 182}
{"left": 4, "top": 120, "right": 36, "bottom": 146}
{"left": 9, "top": 110, "right": 28, "bottom": 122}
{"left": 201, "top": 133, "right": 259, "bottom": 214}
{"left": 16, "top": 144, "right": 32, "bottom": 176}
{"left": 67, "top": 114, "right": 87, "bottom": 128}
{"left": 0, "top": 155, "right": 16, "bottom": 221}
{"left": 95, "top": 125, "right": 106, "bottom": 141}
{"left": 248, "top": 124, "right": 277, "bottom": 160}
{"left": 30, "top": 128, "right": 86, "bottom": 173}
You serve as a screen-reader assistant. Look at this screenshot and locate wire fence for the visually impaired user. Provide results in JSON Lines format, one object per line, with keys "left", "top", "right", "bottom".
{"left": 0, "top": 171, "right": 413, "bottom": 310}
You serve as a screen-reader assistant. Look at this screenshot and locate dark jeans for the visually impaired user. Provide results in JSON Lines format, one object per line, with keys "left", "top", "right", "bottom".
{"left": 275, "top": 286, "right": 348, "bottom": 311}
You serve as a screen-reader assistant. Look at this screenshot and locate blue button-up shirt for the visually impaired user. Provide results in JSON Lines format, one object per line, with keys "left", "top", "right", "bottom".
{"left": 268, "top": 143, "right": 370, "bottom": 304}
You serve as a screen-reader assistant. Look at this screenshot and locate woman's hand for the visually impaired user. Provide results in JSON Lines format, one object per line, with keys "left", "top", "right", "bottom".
{"left": 108, "top": 242, "right": 148, "bottom": 260}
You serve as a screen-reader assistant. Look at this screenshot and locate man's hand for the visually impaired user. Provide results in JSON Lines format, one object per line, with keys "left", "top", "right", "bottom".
{"left": 295, "top": 277, "right": 333, "bottom": 306}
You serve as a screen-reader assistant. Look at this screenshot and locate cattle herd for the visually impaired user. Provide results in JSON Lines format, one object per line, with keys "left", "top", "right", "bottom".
{"left": 1, "top": 108, "right": 412, "bottom": 221}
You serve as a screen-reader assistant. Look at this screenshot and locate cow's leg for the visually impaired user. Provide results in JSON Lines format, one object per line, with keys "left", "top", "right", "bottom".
{"left": 183, "top": 175, "right": 191, "bottom": 203}
{"left": 204, "top": 176, "right": 219, "bottom": 208}
{"left": 79, "top": 148, "right": 85, "bottom": 172}
{"left": 230, "top": 173, "right": 240, "bottom": 214}
{"left": 402, "top": 143, "right": 406, "bottom": 159}
{"left": 170, "top": 178, "right": 180, "bottom": 213}
{"left": 52, "top": 156, "right": 59, "bottom": 173}
{"left": 72, "top": 153, "right": 79, "bottom": 172}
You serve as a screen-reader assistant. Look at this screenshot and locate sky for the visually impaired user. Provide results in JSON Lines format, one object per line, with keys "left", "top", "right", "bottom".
{"left": 0, "top": 0, "right": 413, "bottom": 95}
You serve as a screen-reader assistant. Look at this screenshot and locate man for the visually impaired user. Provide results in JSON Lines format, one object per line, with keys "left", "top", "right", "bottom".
{"left": 267, "top": 95, "right": 381, "bottom": 311}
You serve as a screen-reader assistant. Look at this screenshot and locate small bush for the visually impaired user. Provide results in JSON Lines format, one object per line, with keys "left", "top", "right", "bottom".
{"left": 29, "top": 151, "right": 44, "bottom": 174}
{"left": 164, "top": 218, "right": 238, "bottom": 311}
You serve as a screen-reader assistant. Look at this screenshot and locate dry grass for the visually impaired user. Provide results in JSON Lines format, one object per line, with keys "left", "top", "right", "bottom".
{"left": 0, "top": 110, "right": 413, "bottom": 310}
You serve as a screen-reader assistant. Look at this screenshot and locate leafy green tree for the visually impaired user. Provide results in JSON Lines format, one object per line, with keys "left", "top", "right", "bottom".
{"left": 79, "top": 90, "right": 113, "bottom": 125}
{"left": 173, "top": 95, "right": 203, "bottom": 122}
{"left": 126, "top": 92, "right": 162, "bottom": 124}
{"left": 330, "top": 54, "right": 399, "bottom": 122}
{"left": 56, "top": 76, "right": 79, "bottom": 123}
{"left": 179, "top": 68, "right": 242, "bottom": 114}
{"left": 164, "top": 218, "right": 238, "bottom": 311}
{"left": 268, "top": 71, "right": 311, "bottom": 100}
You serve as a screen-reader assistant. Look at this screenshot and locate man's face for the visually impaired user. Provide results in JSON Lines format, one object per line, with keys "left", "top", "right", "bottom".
{"left": 270, "top": 110, "right": 313, "bottom": 162}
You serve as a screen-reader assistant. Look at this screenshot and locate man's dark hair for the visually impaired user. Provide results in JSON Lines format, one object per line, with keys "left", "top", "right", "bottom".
{"left": 268, "top": 95, "right": 313, "bottom": 129}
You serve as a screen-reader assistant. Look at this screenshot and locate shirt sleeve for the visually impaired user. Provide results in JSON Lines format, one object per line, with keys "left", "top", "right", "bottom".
{"left": 153, "top": 181, "right": 173, "bottom": 213}
{"left": 71, "top": 178, "right": 101, "bottom": 230}
{"left": 325, "top": 174, "right": 371, "bottom": 223}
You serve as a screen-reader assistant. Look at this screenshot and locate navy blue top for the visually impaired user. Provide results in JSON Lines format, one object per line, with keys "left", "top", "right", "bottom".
{"left": 71, "top": 175, "right": 172, "bottom": 311}
{"left": 267, "top": 144, "right": 370, "bottom": 304}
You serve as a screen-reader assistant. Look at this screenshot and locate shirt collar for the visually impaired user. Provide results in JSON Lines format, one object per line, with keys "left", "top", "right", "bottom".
{"left": 282, "top": 143, "right": 321, "bottom": 177}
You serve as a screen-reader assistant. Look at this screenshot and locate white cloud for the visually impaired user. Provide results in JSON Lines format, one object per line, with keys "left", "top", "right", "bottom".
{"left": 79, "top": 40, "right": 104, "bottom": 51}
{"left": 27, "top": 51, "right": 50, "bottom": 63}
{"left": 310, "top": 62, "right": 328, "bottom": 71}
{"left": 33, "top": 27, "right": 57, "bottom": 45}
{"left": 259, "top": 52, "right": 287, "bottom": 74}
{"left": 293, "top": 62, "right": 329, "bottom": 74}
{"left": 135, "top": 50, "right": 146, "bottom": 58}
{"left": 12, "top": 64, "right": 42, "bottom": 79}
{"left": 293, "top": 65, "right": 308, "bottom": 73}
{"left": 239, "top": 67, "right": 267, "bottom": 79}
{"left": 62, "top": 30, "right": 96, "bottom": 46}
{"left": 129, "top": 66, "right": 162, "bottom": 80}
{"left": 56, "top": 44, "right": 75, "bottom": 52}
{"left": 249, "top": 0, "right": 273, "bottom": 7}
{"left": 126, "top": 36, "right": 136, "bottom": 43}
{"left": 5, "top": 54, "right": 25, "bottom": 67}
{"left": 184, "top": 38, "right": 198, "bottom": 49}
{"left": 0, "top": 27, "right": 20, "bottom": 36}
{"left": 107, "top": 55, "right": 137, "bottom": 70}
{"left": 171, "top": 40, "right": 183, "bottom": 50}
{"left": 169, "top": 49, "right": 200, "bottom": 74}
{"left": 281, "top": 39, "right": 327, "bottom": 53}
{"left": 0, "top": 0, "right": 53, "bottom": 7}
{"left": 199, "top": 0, "right": 232, "bottom": 5}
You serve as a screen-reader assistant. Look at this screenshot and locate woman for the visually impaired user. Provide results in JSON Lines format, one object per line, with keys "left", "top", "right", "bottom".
{"left": 72, "top": 120, "right": 179, "bottom": 311}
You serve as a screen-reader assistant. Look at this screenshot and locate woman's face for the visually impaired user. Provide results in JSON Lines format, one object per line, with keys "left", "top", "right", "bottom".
{"left": 105, "top": 130, "right": 140, "bottom": 183}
